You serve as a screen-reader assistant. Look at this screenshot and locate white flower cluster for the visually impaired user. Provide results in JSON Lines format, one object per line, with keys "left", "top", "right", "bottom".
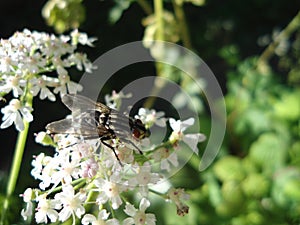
{"left": 0, "top": 29, "right": 95, "bottom": 131}
{"left": 21, "top": 92, "right": 206, "bottom": 225}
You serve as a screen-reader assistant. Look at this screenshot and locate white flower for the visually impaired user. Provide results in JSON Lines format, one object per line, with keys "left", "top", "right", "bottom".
{"left": 70, "top": 29, "right": 97, "bottom": 47}
{"left": 0, "top": 75, "right": 25, "bottom": 97}
{"left": 53, "top": 66, "right": 83, "bottom": 96}
{"left": 1, "top": 99, "right": 33, "bottom": 131}
{"left": 68, "top": 52, "right": 96, "bottom": 73}
{"left": 169, "top": 118, "right": 206, "bottom": 154}
{"left": 95, "top": 173, "right": 124, "bottom": 209}
{"left": 129, "top": 163, "right": 161, "bottom": 196}
{"left": 30, "top": 76, "right": 56, "bottom": 101}
{"left": 20, "top": 188, "right": 34, "bottom": 220}
{"left": 136, "top": 108, "right": 166, "bottom": 129}
{"left": 123, "top": 198, "right": 156, "bottom": 225}
{"left": 53, "top": 160, "right": 81, "bottom": 184}
{"left": 35, "top": 197, "right": 59, "bottom": 223}
{"left": 152, "top": 148, "right": 178, "bottom": 172}
{"left": 80, "top": 158, "right": 99, "bottom": 178}
{"left": 104, "top": 90, "right": 132, "bottom": 109}
{"left": 167, "top": 188, "right": 190, "bottom": 216}
{"left": 82, "top": 210, "right": 119, "bottom": 225}
{"left": 54, "top": 185, "right": 86, "bottom": 223}
{"left": 0, "top": 56, "right": 16, "bottom": 73}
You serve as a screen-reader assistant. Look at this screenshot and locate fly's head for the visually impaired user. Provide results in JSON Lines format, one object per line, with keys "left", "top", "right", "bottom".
{"left": 130, "top": 118, "right": 151, "bottom": 140}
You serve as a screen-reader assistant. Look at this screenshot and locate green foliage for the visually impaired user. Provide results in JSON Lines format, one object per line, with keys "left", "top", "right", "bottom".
{"left": 184, "top": 46, "right": 300, "bottom": 224}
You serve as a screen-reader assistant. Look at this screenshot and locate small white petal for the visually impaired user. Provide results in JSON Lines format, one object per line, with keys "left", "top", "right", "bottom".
{"left": 58, "top": 207, "right": 71, "bottom": 222}
{"left": 1, "top": 113, "right": 15, "bottom": 129}
{"left": 123, "top": 217, "right": 134, "bottom": 225}
{"left": 75, "top": 205, "right": 85, "bottom": 218}
{"left": 15, "top": 112, "right": 24, "bottom": 131}
{"left": 124, "top": 203, "right": 136, "bottom": 217}
{"left": 21, "top": 202, "right": 33, "bottom": 220}
{"left": 182, "top": 133, "right": 205, "bottom": 154}
{"left": 107, "top": 218, "right": 120, "bottom": 225}
{"left": 20, "top": 108, "right": 33, "bottom": 122}
{"left": 169, "top": 118, "right": 180, "bottom": 132}
{"left": 98, "top": 209, "right": 110, "bottom": 220}
{"left": 180, "top": 118, "right": 195, "bottom": 131}
{"left": 111, "top": 196, "right": 122, "bottom": 209}
{"left": 82, "top": 214, "right": 96, "bottom": 225}
{"left": 145, "top": 214, "right": 156, "bottom": 225}
{"left": 139, "top": 198, "right": 150, "bottom": 212}
{"left": 48, "top": 209, "right": 59, "bottom": 222}
{"left": 30, "top": 86, "right": 40, "bottom": 96}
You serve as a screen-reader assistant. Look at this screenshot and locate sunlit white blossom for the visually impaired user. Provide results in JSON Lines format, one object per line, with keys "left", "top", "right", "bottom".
{"left": 169, "top": 117, "right": 206, "bottom": 154}
{"left": 53, "top": 67, "right": 83, "bottom": 97}
{"left": 30, "top": 76, "right": 56, "bottom": 101}
{"left": 123, "top": 198, "right": 156, "bottom": 225}
{"left": 54, "top": 185, "right": 86, "bottom": 223}
{"left": 129, "top": 163, "right": 161, "bottom": 196}
{"left": 137, "top": 108, "right": 166, "bottom": 129}
{"left": 0, "top": 28, "right": 95, "bottom": 131}
{"left": 95, "top": 173, "right": 124, "bottom": 209}
{"left": 0, "top": 75, "right": 25, "bottom": 97}
{"left": 1, "top": 99, "right": 33, "bottom": 131}
{"left": 35, "top": 196, "right": 59, "bottom": 223}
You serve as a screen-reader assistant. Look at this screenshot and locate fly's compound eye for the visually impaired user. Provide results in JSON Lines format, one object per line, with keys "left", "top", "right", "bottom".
{"left": 132, "top": 128, "right": 142, "bottom": 139}
{"left": 130, "top": 119, "right": 151, "bottom": 139}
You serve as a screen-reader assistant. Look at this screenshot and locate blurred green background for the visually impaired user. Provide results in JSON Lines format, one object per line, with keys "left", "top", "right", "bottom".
{"left": 0, "top": 0, "right": 299, "bottom": 224}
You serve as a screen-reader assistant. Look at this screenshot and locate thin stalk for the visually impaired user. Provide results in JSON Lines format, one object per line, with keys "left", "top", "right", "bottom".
{"left": 154, "top": 0, "right": 164, "bottom": 41}
{"left": 144, "top": 0, "right": 165, "bottom": 108}
{"left": 1, "top": 90, "right": 33, "bottom": 224}
{"left": 172, "top": 0, "right": 193, "bottom": 49}
{"left": 2, "top": 117, "right": 31, "bottom": 224}
{"left": 137, "top": 0, "right": 153, "bottom": 15}
{"left": 257, "top": 10, "right": 300, "bottom": 65}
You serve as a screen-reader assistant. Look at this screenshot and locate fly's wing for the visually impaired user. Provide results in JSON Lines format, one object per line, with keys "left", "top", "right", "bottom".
{"left": 46, "top": 94, "right": 108, "bottom": 138}
{"left": 108, "top": 111, "right": 143, "bottom": 153}
{"left": 62, "top": 94, "right": 111, "bottom": 117}
{"left": 46, "top": 115, "right": 99, "bottom": 138}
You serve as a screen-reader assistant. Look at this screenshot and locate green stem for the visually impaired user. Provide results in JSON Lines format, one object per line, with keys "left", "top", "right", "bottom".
{"left": 257, "top": 10, "right": 300, "bottom": 66}
{"left": 172, "top": 0, "right": 193, "bottom": 49}
{"left": 2, "top": 120, "right": 30, "bottom": 224}
{"left": 1, "top": 92, "right": 33, "bottom": 224}
{"left": 154, "top": 0, "right": 164, "bottom": 41}
{"left": 143, "top": 0, "right": 165, "bottom": 109}
{"left": 136, "top": 0, "right": 153, "bottom": 15}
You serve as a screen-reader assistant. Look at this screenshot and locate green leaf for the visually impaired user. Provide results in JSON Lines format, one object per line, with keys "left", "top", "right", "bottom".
{"left": 273, "top": 90, "right": 300, "bottom": 121}
{"left": 272, "top": 167, "right": 300, "bottom": 208}
{"left": 241, "top": 173, "right": 270, "bottom": 198}
{"left": 249, "top": 133, "right": 288, "bottom": 174}
{"left": 213, "top": 156, "right": 246, "bottom": 182}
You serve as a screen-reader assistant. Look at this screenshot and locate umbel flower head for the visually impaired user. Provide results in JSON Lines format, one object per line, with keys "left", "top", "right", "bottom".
{"left": 21, "top": 91, "right": 206, "bottom": 224}
{"left": 0, "top": 28, "right": 96, "bottom": 131}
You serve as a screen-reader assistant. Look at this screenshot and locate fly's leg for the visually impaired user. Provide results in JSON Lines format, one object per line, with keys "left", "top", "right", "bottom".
{"left": 100, "top": 137, "right": 122, "bottom": 166}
